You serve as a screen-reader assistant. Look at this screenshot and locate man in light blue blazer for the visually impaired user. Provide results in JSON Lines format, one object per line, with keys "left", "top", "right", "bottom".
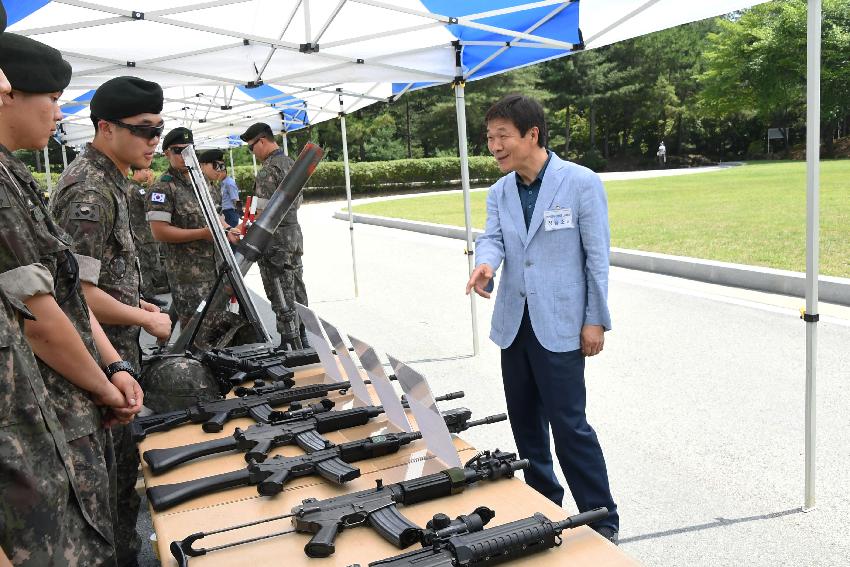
{"left": 466, "top": 94, "right": 619, "bottom": 542}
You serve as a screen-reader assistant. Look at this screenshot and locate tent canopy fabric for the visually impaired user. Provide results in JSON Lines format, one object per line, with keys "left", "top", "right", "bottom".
{"left": 9, "top": 0, "right": 768, "bottom": 147}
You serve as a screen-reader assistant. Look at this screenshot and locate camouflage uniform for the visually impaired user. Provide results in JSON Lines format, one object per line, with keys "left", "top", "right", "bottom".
{"left": 145, "top": 167, "right": 218, "bottom": 327}
{"left": 50, "top": 143, "right": 143, "bottom": 567}
{"left": 254, "top": 148, "right": 307, "bottom": 340}
{"left": 0, "top": 144, "right": 116, "bottom": 565}
{"left": 128, "top": 181, "right": 169, "bottom": 296}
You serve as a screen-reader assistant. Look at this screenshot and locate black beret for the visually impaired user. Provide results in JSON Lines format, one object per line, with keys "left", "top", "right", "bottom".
{"left": 198, "top": 149, "right": 224, "bottom": 163}
{"left": 240, "top": 122, "right": 273, "bottom": 142}
{"left": 1, "top": 1, "right": 7, "bottom": 34}
{"left": 90, "top": 76, "right": 163, "bottom": 120}
{"left": 0, "top": 33, "right": 72, "bottom": 93}
{"left": 162, "top": 127, "right": 193, "bottom": 151}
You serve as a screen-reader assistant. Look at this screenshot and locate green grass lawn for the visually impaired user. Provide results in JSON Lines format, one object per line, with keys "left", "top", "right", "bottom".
{"left": 350, "top": 160, "right": 850, "bottom": 277}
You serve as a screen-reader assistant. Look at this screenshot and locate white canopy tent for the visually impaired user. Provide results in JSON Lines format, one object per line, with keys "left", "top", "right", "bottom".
{"left": 9, "top": 0, "right": 821, "bottom": 510}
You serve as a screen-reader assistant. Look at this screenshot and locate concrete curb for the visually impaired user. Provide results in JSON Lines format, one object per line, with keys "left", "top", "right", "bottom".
{"left": 333, "top": 211, "right": 850, "bottom": 306}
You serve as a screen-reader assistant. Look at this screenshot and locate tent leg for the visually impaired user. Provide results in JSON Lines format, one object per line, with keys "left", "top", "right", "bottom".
{"left": 339, "top": 113, "right": 359, "bottom": 298}
{"left": 282, "top": 133, "right": 289, "bottom": 157}
{"left": 228, "top": 147, "right": 235, "bottom": 171}
{"left": 251, "top": 153, "right": 258, "bottom": 177}
{"left": 43, "top": 147, "right": 53, "bottom": 194}
{"left": 454, "top": 78, "right": 480, "bottom": 357}
{"left": 804, "top": 0, "right": 821, "bottom": 513}
{"left": 61, "top": 143, "right": 68, "bottom": 169}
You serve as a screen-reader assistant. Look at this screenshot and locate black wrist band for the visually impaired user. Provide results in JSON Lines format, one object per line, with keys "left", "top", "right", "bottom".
{"left": 103, "top": 360, "right": 137, "bottom": 380}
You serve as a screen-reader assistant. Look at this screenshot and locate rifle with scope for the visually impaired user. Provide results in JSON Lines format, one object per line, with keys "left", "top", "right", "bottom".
{"left": 169, "top": 450, "right": 528, "bottom": 565}
{"left": 147, "top": 408, "right": 507, "bottom": 511}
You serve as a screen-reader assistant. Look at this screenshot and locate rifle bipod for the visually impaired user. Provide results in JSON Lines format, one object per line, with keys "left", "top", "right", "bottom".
{"left": 171, "top": 511, "right": 300, "bottom": 566}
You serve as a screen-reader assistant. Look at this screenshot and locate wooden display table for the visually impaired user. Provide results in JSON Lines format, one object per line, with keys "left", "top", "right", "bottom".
{"left": 138, "top": 365, "right": 640, "bottom": 566}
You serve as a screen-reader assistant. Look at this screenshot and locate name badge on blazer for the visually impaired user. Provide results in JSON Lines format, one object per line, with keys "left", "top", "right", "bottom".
{"left": 543, "top": 206, "right": 573, "bottom": 231}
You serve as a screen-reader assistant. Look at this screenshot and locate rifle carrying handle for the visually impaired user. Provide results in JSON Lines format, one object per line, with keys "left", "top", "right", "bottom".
{"left": 304, "top": 521, "right": 341, "bottom": 558}
{"left": 368, "top": 505, "right": 422, "bottom": 549}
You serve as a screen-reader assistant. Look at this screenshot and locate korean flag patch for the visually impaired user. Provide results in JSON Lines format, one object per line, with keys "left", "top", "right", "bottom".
{"left": 151, "top": 192, "right": 166, "bottom": 203}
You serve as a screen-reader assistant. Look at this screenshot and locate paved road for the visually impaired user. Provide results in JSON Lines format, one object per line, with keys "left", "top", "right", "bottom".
{"left": 137, "top": 176, "right": 849, "bottom": 566}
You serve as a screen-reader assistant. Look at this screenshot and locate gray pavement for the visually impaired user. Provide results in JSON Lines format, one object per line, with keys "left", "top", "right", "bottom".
{"left": 136, "top": 171, "right": 849, "bottom": 566}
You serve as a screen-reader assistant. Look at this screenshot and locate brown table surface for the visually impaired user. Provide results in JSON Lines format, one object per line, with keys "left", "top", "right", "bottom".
{"left": 139, "top": 365, "right": 640, "bottom": 566}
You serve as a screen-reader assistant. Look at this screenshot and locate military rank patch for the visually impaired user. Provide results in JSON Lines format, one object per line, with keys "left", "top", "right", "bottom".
{"left": 70, "top": 202, "right": 100, "bottom": 221}
{"left": 151, "top": 192, "right": 166, "bottom": 203}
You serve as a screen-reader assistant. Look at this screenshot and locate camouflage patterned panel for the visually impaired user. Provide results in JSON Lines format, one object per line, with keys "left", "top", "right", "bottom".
{"left": 170, "top": 280, "right": 215, "bottom": 329}
{"left": 258, "top": 224, "right": 305, "bottom": 336}
{"left": 0, "top": 145, "right": 116, "bottom": 549}
{"left": 0, "top": 290, "right": 114, "bottom": 565}
{"left": 140, "top": 357, "right": 220, "bottom": 413}
{"left": 145, "top": 167, "right": 218, "bottom": 285}
{"left": 51, "top": 143, "right": 142, "bottom": 369}
{"left": 111, "top": 422, "right": 140, "bottom": 567}
{"left": 254, "top": 148, "right": 299, "bottom": 226}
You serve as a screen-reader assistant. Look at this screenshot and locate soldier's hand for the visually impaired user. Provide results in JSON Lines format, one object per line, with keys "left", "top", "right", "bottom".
{"left": 466, "top": 264, "right": 494, "bottom": 299}
{"left": 142, "top": 309, "right": 172, "bottom": 339}
{"left": 139, "top": 299, "right": 160, "bottom": 313}
{"left": 109, "top": 371, "right": 144, "bottom": 422}
{"left": 226, "top": 229, "right": 240, "bottom": 244}
{"left": 92, "top": 379, "right": 127, "bottom": 410}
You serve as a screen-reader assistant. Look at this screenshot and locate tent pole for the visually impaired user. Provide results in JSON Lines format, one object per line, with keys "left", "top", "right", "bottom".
{"left": 43, "top": 147, "right": 53, "bottom": 194}
{"left": 282, "top": 132, "right": 289, "bottom": 157}
{"left": 339, "top": 94, "right": 359, "bottom": 298}
{"left": 228, "top": 147, "right": 235, "bottom": 171}
{"left": 453, "top": 43, "right": 479, "bottom": 356}
{"left": 251, "top": 152, "right": 258, "bottom": 177}
{"left": 61, "top": 143, "right": 68, "bottom": 169}
{"left": 803, "top": 0, "right": 821, "bottom": 513}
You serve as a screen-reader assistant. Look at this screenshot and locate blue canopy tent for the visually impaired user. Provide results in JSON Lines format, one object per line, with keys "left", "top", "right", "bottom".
{"left": 9, "top": 0, "right": 821, "bottom": 509}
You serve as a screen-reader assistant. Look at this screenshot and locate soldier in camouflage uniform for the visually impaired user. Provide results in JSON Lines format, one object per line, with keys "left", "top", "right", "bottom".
{"left": 240, "top": 122, "right": 308, "bottom": 347}
{"left": 50, "top": 76, "right": 171, "bottom": 567}
{"left": 0, "top": 32, "right": 144, "bottom": 565}
{"left": 146, "top": 128, "right": 238, "bottom": 329}
{"left": 129, "top": 168, "right": 169, "bottom": 298}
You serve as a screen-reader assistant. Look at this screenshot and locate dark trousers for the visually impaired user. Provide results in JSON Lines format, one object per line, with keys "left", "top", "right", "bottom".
{"left": 501, "top": 306, "right": 619, "bottom": 530}
{"left": 223, "top": 208, "right": 241, "bottom": 228}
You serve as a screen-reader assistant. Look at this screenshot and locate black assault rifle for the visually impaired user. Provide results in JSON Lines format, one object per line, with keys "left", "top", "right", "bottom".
{"left": 131, "top": 376, "right": 395, "bottom": 442}
{"left": 143, "top": 391, "right": 465, "bottom": 474}
{"left": 147, "top": 409, "right": 507, "bottom": 511}
{"left": 366, "top": 506, "right": 610, "bottom": 567}
{"left": 170, "top": 450, "right": 528, "bottom": 565}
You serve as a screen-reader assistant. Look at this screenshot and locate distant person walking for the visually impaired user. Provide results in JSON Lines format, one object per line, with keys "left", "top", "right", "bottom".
{"left": 657, "top": 141, "right": 666, "bottom": 166}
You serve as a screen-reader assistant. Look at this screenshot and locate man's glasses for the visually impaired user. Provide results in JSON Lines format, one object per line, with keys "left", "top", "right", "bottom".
{"left": 109, "top": 119, "right": 165, "bottom": 140}
{"left": 247, "top": 138, "right": 261, "bottom": 152}
{"left": 212, "top": 161, "right": 226, "bottom": 171}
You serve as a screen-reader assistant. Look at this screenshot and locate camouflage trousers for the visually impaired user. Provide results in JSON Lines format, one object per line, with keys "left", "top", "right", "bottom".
{"left": 258, "top": 225, "right": 306, "bottom": 340}
{"left": 171, "top": 280, "right": 216, "bottom": 329}
{"left": 0, "top": 424, "right": 115, "bottom": 566}
{"left": 112, "top": 424, "right": 140, "bottom": 567}
{"left": 137, "top": 242, "right": 169, "bottom": 297}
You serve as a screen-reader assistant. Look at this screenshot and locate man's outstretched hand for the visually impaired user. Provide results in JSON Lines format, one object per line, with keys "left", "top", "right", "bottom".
{"left": 466, "top": 264, "right": 494, "bottom": 299}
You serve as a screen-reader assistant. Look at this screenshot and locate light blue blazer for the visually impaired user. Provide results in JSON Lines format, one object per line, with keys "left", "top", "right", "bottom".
{"left": 475, "top": 153, "right": 612, "bottom": 352}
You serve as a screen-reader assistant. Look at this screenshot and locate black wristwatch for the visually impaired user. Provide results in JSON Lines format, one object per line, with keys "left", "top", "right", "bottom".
{"left": 103, "top": 360, "right": 138, "bottom": 381}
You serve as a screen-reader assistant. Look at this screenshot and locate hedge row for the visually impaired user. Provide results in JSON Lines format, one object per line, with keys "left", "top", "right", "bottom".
{"left": 32, "top": 156, "right": 503, "bottom": 199}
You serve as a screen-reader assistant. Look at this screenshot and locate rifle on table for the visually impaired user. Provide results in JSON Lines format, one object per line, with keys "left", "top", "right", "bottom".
{"left": 147, "top": 409, "right": 507, "bottom": 511}
{"left": 143, "top": 391, "right": 466, "bottom": 474}
{"left": 131, "top": 375, "right": 395, "bottom": 442}
{"left": 170, "top": 450, "right": 528, "bottom": 565}
{"left": 366, "top": 506, "right": 610, "bottom": 567}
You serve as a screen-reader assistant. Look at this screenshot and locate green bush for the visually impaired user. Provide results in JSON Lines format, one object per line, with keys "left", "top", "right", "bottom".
{"left": 31, "top": 172, "right": 61, "bottom": 193}
{"left": 579, "top": 149, "right": 607, "bottom": 172}
{"left": 231, "top": 156, "right": 502, "bottom": 199}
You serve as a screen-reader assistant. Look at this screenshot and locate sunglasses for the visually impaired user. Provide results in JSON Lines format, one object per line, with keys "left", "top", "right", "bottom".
{"left": 247, "top": 138, "right": 261, "bottom": 152}
{"left": 212, "top": 161, "right": 226, "bottom": 171}
{"left": 109, "top": 119, "right": 165, "bottom": 140}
